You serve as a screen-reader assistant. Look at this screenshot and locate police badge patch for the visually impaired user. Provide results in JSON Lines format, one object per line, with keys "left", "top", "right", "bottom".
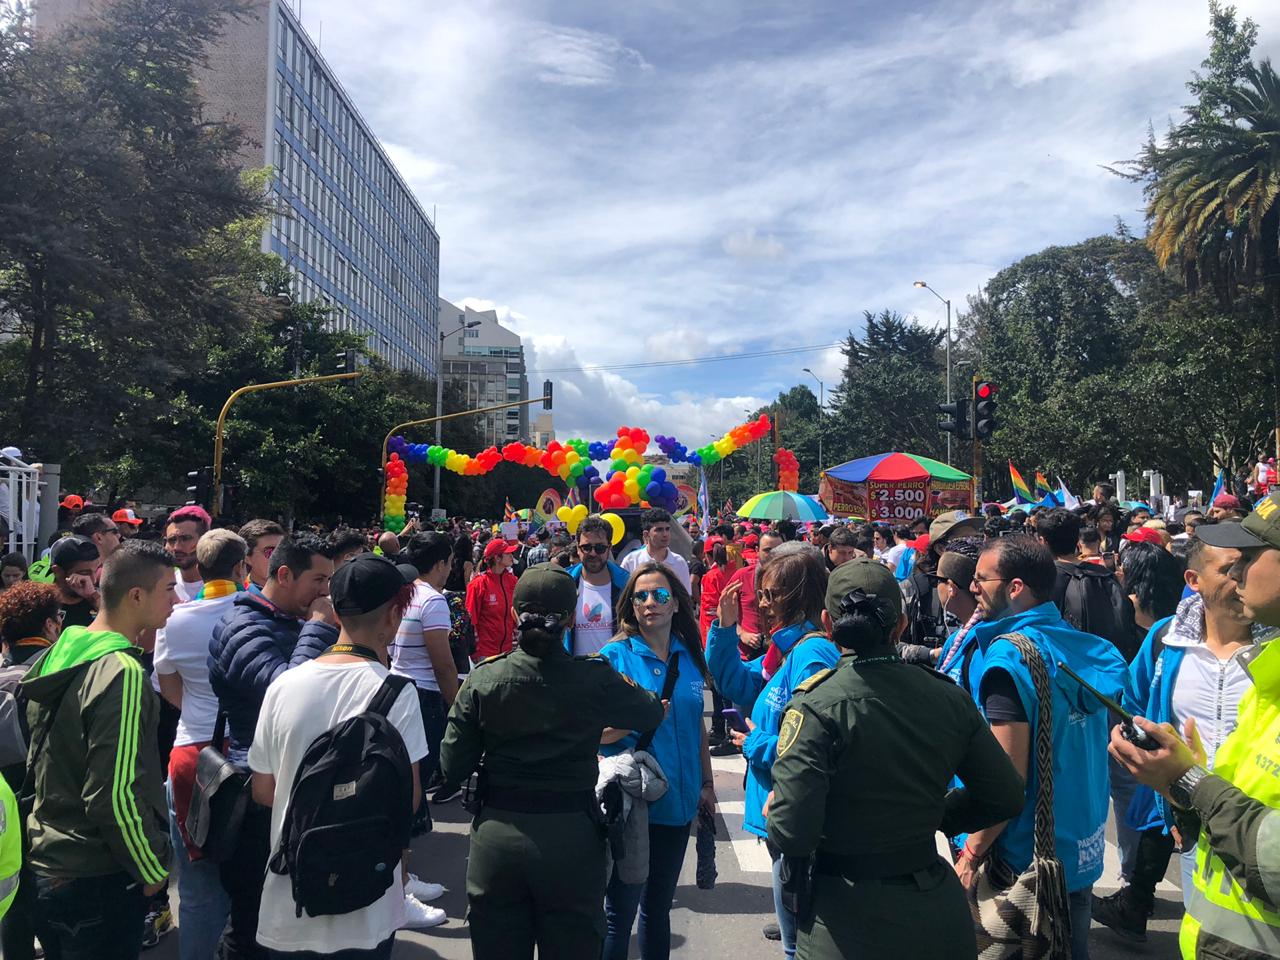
{"left": 777, "top": 709, "right": 804, "bottom": 756}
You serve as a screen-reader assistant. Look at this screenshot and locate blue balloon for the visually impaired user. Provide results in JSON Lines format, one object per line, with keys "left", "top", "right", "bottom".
{"left": 651, "top": 468, "right": 666, "bottom": 484}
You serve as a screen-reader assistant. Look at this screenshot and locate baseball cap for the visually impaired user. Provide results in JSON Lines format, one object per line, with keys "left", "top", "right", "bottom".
{"left": 50, "top": 535, "right": 99, "bottom": 569}
{"left": 1212, "top": 493, "right": 1241, "bottom": 510}
{"left": 1122, "top": 527, "right": 1164, "bottom": 546}
{"left": 483, "top": 539, "right": 519, "bottom": 561}
{"left": 928, "top": 511, "right": 984, "bottom": 546}
{"left": 825, "top": 557, "right": 903, "bottom": 623}
{"left": 743, "top": 534, "right": 760, "bottom": 548}
{"left": 59, "top": 495, "right": 84, "bottom": 511}
{"left": 112, "top": 508, "right": 143, "bottom": 527}
{"left": 329, "top": 553, "right": 417, "bottom": 616}
{"left": 1198, "top": 490, "right": 1280, "bottom": 551}
{"left": 513, "top": 562, "right": 578, "bottom": 618}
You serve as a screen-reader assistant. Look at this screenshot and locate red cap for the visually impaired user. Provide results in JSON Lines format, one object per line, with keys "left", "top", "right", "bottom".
{"left": 60, "top": 495, "right": 84, "bottom": 510}
{"left": 1212, "top": 493, "right": 1241, "bottom": 510}
{"left": 743, "top": 534, "right": 759, "bottom": 548}
{"left": 1122, "top": 527, "right": 1164, "bottom": 546}
{"left": 908, "top": 533, "right": 931, "bottom": 553}
{"left": 112, "top": 508, "right": 143, "bottom": 526}
{"left": 483, "top": 539, "right": 519, "bottom": 561}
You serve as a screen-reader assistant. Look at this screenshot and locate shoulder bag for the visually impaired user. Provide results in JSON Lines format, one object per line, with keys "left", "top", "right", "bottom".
{"left": 967, "top": 632, "right": 1072, "bottom": 960}
{"left": 186, "top": 708, "right": 251, "bottom": 862}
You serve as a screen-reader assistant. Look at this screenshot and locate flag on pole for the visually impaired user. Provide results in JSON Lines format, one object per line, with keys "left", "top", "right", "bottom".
{"left": 1209, "top": 468, "right": 1225, "bottom": 506}
{"left": 1057, "top": 477, "right": 1080, "bottom": 510}
{"left": 724, "top": 498, "right": 736, "bottom": 517}
{"left": 566, "top": 486, "right": 581, "bottom": 508}
{"left": 698, "top": 468, "right": 710, "bottom": 535}
{"left": 1034, "top": 471, "right": 1054, "bottom": 500}
{"left": 503, "top": 498, "right": 515, "bottom": 522}
{"left": 1009, "top": 462, "right": 1035, "bottom": 504}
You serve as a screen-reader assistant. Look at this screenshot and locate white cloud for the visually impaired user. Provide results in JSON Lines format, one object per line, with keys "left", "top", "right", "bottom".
{"left": 525, "top": 24, "right": 652, "bottom": 87}
{"left": 723, "top": 227, "right": 787, "bottom": 261}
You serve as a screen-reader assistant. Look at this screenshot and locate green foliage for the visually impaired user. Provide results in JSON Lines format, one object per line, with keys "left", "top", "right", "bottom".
{"left": 1187, "top": 1, "right": 1259, "bottom": 122}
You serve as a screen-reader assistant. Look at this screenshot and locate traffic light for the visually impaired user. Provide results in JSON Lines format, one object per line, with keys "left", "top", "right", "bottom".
{"left": 334, "top": 348, "right": 358, "bottom": 374}
{"left": 185, "top": 466, "right": 214, "bottom": 508}
{"left": 973, "top": 380, "right": 999, "bottom": 439}
{"left": 543, "top": 379, "right": 553, "bottom": 410}
{"left": 937, "top": 399, "right": 970, "bottom": 441}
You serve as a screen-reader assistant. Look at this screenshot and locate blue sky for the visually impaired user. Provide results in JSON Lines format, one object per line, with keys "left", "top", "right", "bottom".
{"left": 294, "top": 0, "right": 1278, "bottom": 446}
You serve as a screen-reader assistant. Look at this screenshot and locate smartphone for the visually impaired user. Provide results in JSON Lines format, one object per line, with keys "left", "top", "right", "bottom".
{"left": 1056, "top": 660, "right": 1159, "bottom": 750}
{"left": 721, "top": 708, "right": 750, "bottom": 734}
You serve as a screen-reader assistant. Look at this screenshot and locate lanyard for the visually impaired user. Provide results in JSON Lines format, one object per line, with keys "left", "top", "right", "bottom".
{"left": 323, "top": 642, "right": 383, "bottom": 664}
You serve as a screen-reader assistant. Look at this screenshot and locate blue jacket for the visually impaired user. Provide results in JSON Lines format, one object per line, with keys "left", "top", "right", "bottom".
{"left": 707, "top": 619, "right": 838, "bottom": 839}
{"left": 563, "top": 561, "right": 631, "bottom": 653}
{"left": 1125, "top": 616, "right": 1179, "bottom": 832}
{"left": 598, "top": 634, "right": 705, "bottom": 827}
{"left": 937, "top": 621, "right": 984, "bottom": 696}
{"left": 973, "top": 602, "right": 1131, "bottom": 892}
{"left": 208, "top": 592, "right": 336, "bottom": 761}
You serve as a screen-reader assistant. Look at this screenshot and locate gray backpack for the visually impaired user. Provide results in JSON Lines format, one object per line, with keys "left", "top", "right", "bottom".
{"left": 0, "top": 663, "right": 31, "bottom": 769}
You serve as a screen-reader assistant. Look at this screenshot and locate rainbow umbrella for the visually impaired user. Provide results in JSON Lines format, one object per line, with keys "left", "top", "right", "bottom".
{"left": 824, "top": 451, "right": 971, "bottom": 483}
{"left": 737, "top": 491, "right": 829, "bottom": 521}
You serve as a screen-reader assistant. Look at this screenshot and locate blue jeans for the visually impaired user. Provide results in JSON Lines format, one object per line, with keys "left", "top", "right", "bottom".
{"left": 1069, "top": 887, "right": 1091, "bottom": 960}
{"left": 167, "top": 780, "right": 231, "bottom": 960}
{"left": 767, "top": 841, "right": 797, "bottom": 958}
{"left": 1109, "top": 756, "right": 1139, "bottom": 881}
{"left": 33, "top": 872, "right": 146, "bottom": 960}
{"left": 1180, "top": 847, "right": 1196, "bottom": 907}
{"left": 603, "top": 822, "right": 691, "bottom": 960}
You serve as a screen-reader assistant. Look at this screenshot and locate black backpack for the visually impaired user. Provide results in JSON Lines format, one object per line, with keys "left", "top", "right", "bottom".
{"left": 1054, "top": 562, "right": 1139, "bottom": 661}
{"left": 444, "top": 589, "right": 476, "bottom": 674}
{"left": 268, "top": 674, "right": 415, "bottom": 918}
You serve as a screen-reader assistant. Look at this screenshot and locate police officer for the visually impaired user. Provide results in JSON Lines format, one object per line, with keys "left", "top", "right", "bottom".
{"left": 766, "top": 558, "right": 1026, "bottom": 959}
{"left": 439, "top": 563, "right": 664, "bottom": 960}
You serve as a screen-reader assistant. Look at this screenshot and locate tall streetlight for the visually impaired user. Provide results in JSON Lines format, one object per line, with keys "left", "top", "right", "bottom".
{"left": 433, "top": 319, "right": 482, "bottom": 513}
{"left": 913, "top": 280, "right": 952, "bottom": 465}
{"left": 802, "top": 368, "right": 824, "bottom": 474}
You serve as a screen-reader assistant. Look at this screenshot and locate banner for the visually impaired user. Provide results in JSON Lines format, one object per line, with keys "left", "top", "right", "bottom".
{"left": 819, "top": 474, "right": 869, "bottom": 519}
{"left": 867, "top": 479, "right": 928, "bottom": 522}
{"left": 533, "top": 488, "right": 562, "bottom": 523}
{"left": 822, "top": 474, "right": 973, "bottom": 520}
{"left": 928, "top": 479, "right": 974, "bottom": 517}
{"left": 674, "top": 483, "right": 697, "bottom": 517}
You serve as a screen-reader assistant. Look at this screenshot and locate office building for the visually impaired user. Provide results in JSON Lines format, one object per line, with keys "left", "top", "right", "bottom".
{"left": 37, "top": 0, "right": 441, "bottom": 376}
{"left": 439, "top": 297, "right": 530, "bottom": 444}
{"left": 531, "top": 412, "right": 556, "bottom": 448}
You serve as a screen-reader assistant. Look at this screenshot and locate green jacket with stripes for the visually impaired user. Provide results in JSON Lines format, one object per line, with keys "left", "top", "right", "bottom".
{"left": 21, "top": 627, "right": 171, "bottom": 886}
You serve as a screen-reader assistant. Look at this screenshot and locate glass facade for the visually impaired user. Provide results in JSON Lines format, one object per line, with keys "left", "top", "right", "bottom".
{"left": 267, "top": 3, "right": 440, "bottom": 375}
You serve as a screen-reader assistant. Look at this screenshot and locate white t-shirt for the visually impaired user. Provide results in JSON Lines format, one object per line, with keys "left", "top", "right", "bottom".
{"left": 173, "top": 573, "right": 204, "bottom": 604}
{"left": 390, "top": 580, "right": 451, "bottom": 692}
{"left": 574, "top": 578, "right": 616, "bottom": 656}
{"left": 249, "top": 659, "right": 428, "bottom": 953}
{"left": 154, "top": 591, "right": 239, "bottom": 746}
{"left": 621, "top": 547, "right": 692, "bottom": 594}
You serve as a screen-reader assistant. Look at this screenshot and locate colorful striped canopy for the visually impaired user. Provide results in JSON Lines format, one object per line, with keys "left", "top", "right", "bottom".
{"left": 737, "top": 491, "right": 830, "bottom": 521}
{"left": 825, "top": 452, "right": 971, "bottom": 483}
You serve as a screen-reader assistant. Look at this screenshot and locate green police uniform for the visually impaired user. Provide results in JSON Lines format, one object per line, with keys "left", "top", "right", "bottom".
{"left": 766, "top": 559, "right": 1026, "bottom": 960}
{"left": 439, "top": 564, "right": 664, "bottom": 960}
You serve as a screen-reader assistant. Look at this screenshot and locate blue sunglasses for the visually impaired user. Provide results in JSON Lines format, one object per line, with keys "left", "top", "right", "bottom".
{"left": 633, "top": 588, "right": 672, "bottom": 606}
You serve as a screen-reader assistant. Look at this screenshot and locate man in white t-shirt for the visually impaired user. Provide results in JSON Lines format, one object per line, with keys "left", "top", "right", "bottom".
{"left": 569, "top": 516, "right": 630, "bottom": 656}
{"left": 249, "top": 553, "right": 439, "bottom": 957}
{"left": 620, "top": 508, "right": 692, "bottom": 593}
{"left": 154, "top": 529, "right": 245, "bottom": 960}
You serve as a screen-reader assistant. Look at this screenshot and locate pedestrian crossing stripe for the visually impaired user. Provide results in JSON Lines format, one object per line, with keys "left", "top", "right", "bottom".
{"left": 777, "top": 709, "right": 803, "bottom": 756}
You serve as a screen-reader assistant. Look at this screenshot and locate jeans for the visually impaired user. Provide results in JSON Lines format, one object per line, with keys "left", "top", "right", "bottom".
{"left": 1109, "top": 756, "right": 1139, "bottom": 881}
{"left": 218, "top": 801, "right": 273, "bottom": 960}
{"left": 1180, "top": 847, "right": 1196, "bottom": 907}
{"left": 32, "top": 872, "right": 146, "bottom": 960}
{"left": 167, "top": 780, "right": 231, "bottom": 960}
{"left": 268, "top": 937, "right": 393, "bottom": 960}
{"left": 417, "top": 687, "right": 447, "bottom": 787}
{"left": 0, "top": 862, "right": 38, "bottom": 960}
{"left": 1068, "top": 887, "right": 1091, "bottom": 960}
{"left": 767, "top": 841, "right": 797, "bottom": 959}
{"left": 603, "top": 822, "right": 691, "bottom": 960}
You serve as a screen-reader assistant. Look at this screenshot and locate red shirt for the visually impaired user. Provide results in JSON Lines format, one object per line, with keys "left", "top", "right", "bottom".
{"left": 465, "top": 568, "right": 518, "bottom": 661}
{"left": 699, "top": 562, "right": 738, "bottom": 642}
{"left": 726, "top": 564, "right": 761, "bottom": 635}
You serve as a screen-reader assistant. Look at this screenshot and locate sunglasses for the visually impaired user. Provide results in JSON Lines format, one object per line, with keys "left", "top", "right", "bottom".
{"left": 579, "top": 543, "right": 610, "bottom": 555}
{"left": 633, "top": 588, "right": 672, "bottom": 606}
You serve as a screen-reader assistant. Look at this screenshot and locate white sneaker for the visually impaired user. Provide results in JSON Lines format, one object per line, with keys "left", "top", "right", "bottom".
{"left": 405, "top": 874, "right": 445, "bottom": 902}
{"left": 402, "top": 893, "right": 447, "bottom": 929}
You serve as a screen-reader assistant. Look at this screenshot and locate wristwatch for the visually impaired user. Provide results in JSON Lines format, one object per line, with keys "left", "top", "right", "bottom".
{"left": 1169, "top": 764, "right": 1209, "bottom": 810}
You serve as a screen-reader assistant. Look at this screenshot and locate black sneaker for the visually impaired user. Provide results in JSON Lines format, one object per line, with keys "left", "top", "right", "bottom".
{"left": 709, "top": 739, "right": 740, "bottom": 757}
{"left": 432, "top": 781, "right": 463, "bottom": 804}
{"left": 1091, "top": 888, "right": 1148, "bottom": 943}
{"left": 763, "top": 922, "right": 781, "bottom": 941}
{"left": 140, "top": 906, "right": 173, "bottom": 950}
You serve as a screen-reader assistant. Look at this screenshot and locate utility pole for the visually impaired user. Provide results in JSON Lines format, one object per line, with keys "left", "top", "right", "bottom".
{"left": 433, "top": 318, "right": 481, "bottom": 513}
{"left": 802, "top": 368, "right": 824, "bottom": 473}
{"left": 914, "top": 281, "right": 953, "bottom": 465}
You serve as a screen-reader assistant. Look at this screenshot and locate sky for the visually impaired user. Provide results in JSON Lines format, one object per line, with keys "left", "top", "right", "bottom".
{"left": 289, "top": 0, "right": 1279, "bottom": 447}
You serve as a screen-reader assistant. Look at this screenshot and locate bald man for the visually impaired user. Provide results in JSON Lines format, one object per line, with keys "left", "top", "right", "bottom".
{"left": 377, "top": 531, "right": 401, "bottom": 558}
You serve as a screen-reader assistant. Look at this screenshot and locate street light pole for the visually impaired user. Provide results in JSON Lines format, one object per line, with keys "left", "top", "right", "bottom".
{"left": 802, "top": 368, "right": 825, "bottom": 474}
{"left": 914, "top": 281, "right": 953, "bottom": 465}
{"left": 433, "top": 319, "right": 481, "bottom": 514}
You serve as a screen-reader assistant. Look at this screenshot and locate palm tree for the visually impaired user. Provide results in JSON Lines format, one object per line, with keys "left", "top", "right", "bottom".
{"left": 1142, "top": 59, "right": 1280, "bottom": 453}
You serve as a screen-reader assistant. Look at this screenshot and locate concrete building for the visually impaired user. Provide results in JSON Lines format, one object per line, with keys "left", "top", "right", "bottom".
{"left": 439, "top": 297, "right": 530, "bottom": 444}
{"left": 531, "top": 412, "right": 556, "bottom": 448}
{"left": 36, "top": 0, "right": 441, "bottom": 376}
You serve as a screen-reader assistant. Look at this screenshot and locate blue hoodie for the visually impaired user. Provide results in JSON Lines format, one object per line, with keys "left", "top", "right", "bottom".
{"left": 972, "top": 602, "right": 1131, "bottom": 892}
{"left": 706, "top": 619, "right": 839, "bottom": 839}
{"left": 598, "top": 634, "right": 705, "bottom": 827}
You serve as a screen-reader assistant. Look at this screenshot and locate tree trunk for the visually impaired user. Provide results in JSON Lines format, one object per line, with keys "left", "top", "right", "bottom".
{"left": 1261, "top": 206, "right": 1280, "bottom": 460}
{"left": 19, "top": 262, "right": 50, "bottom": 442}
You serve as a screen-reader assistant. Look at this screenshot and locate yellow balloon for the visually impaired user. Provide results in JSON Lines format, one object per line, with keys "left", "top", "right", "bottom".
{"left": 556, "top": 505, "right": 573, "bottom": 524}
{"left": 569, "top": 504, "right": 589, "bottom": 534}
{"left": 626, "top": 466, "right": 640, "bottom": 479}
{"left": 600, "top": 512, "right": 625, "bottom": 545}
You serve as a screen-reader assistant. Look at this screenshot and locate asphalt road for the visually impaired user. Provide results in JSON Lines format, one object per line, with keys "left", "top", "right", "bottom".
{"left": 153, "top": 697, "right": 1186, "bottom": 959}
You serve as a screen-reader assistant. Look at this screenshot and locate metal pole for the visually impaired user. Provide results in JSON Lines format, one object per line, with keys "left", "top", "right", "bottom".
{"left": 432, "top": 351, "right": 445, "bottom": 511}
{"left": 945, "top": 297, "right": 952, "bottom": 467}
{"left": 213, "top": 372, "right": 361, "bottom": 517}
{"left": 818, "top": 380, "right": 824, "bottom": 472}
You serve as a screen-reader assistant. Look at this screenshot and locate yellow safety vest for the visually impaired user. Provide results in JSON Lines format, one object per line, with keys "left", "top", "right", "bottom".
{"left": 1181, "top": 641, "right": 1280, "bottom": 958}
{"left": 0, "top": 777, "right": 18, "bottom": 919}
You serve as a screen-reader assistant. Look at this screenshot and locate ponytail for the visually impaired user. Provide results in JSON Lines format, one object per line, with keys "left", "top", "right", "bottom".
{"left": 514, "top": 611, "right": 567, "bottom": 658}
{"left": 830, "top": 589, "right": 896, "bottom": 656}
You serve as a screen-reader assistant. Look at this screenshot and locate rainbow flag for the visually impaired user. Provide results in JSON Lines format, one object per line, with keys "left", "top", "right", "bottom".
{"left": 1009, "top": 462, "right": 1035, "bottom": 504}
{"left": 1034, "top": 471, "right": 1053, "bottom": 499}
{"left": 503, "top": 498, "right": 515, "bottom": 522}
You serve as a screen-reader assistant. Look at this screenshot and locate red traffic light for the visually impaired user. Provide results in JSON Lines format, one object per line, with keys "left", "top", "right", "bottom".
{"left": 976, "top": 381, "right": 996, "bottom": 399}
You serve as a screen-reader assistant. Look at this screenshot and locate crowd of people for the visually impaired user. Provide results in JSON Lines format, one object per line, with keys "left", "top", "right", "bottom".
{"left": 0, "top": 477, "right": 1276, "bottom": 960}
